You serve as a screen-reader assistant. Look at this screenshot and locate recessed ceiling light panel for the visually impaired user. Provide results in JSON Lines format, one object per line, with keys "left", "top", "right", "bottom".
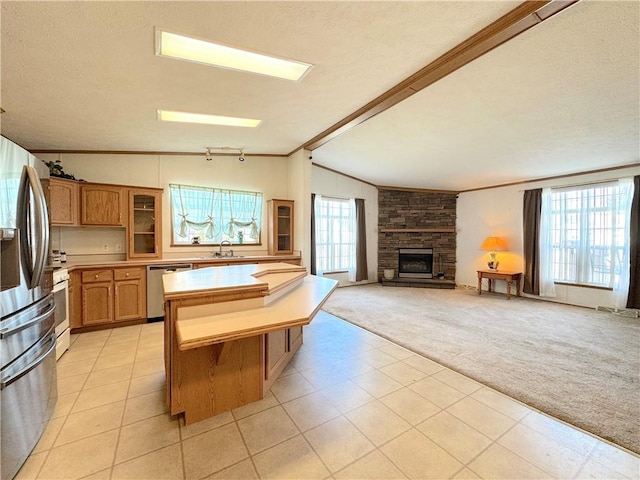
{"left": 156, "top": 29, "right": 313, "bottom": 81}
{"left": 157, "top": 110, "right": 261, "bottom": 128}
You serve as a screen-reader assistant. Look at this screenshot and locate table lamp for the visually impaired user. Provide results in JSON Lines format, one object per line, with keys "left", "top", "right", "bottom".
{"left": 481, "top": 236, "right": 507, "bottom": 270}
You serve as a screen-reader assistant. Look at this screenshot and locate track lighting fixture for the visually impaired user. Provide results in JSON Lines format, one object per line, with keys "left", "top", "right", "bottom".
{"left": 204, "top": 146, "right": 245, "bottom": 162}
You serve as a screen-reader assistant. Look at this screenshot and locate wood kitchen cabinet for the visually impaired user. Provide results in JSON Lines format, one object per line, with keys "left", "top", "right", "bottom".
{"left": 80, "top": 184, "right": 125, "bottom": 226}
{"left": 44, "top": 178, "right": 78, "bottom": 226}
{"left": 267, "top": 199, "right": 294, "bottom": 255}
{"left": 264, "top": 327, "right": 303, "bottom": 391}
{"left": 128, "top": 188, "right": 163, "bottom": 259}
{"left": 265, "top": 329, "right": 288, "bottom": 381}
{"left": 289, "top": 325, "right": 303, "bottom": 351}
{"left": 80, "top": 270, "right": 114, "bottom": 326}
{"left": 72, "top": 266, "right": 146, "bottom": 331}
{"left": 114, "top": 267, "right": 146, "bottom": 320}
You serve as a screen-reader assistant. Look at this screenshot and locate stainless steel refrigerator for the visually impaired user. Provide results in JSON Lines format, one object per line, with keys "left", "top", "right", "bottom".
{"left": 1, "top": 136, "right": 57, "bottom": 480}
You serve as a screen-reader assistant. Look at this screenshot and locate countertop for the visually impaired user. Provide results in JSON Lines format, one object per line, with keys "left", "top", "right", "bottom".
{"left": 162, "top": 262, "right": 308, "bottom": 300}
{"left": 56, "top": 253, "right": 302, "bottom": 271}
{"left": 162, "top": 262, "right": 338, "bottom": 350}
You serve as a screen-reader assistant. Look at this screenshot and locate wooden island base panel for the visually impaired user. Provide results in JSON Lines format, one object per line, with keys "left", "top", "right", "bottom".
{"left": 162, "top": 263, "right": 338, "bottom": 425}
{"left": 477, "top": 270, "right": 523, "bottom": 300}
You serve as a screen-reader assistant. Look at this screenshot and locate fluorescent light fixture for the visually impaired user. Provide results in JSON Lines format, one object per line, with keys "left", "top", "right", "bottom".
{"left": 156, "top": 29, "right": 312, "bottom": 81}
{"left": 158, "top": 110, "right": 261, "bottom": 128}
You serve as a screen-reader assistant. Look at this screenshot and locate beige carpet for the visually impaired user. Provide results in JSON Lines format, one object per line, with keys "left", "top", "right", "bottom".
{"left": 322, "top": 284, "right": 640, "bottom": 454}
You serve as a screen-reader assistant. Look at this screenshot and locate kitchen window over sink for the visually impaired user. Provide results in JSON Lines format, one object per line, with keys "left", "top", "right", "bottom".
{"left": 170, "top": 184, "right": 262, "bottom": 245}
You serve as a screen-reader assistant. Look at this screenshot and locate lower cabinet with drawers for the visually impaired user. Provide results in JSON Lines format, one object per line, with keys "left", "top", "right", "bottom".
{"left": 70, "top": 266, "right": 146, "bottom": 331}
{"left": 69, "top": 256, "right": 301, "bottom": 332}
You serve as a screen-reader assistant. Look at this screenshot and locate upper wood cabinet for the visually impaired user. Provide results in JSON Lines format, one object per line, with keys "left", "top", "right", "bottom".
{"left": 128, "top": 188, "right": 163, "bottom": 259}
{"left": 267, "top": 199, "right": 294, "bottom": 255}
{"left": 44, "top": 178, "right": 78, "bottom": 226}
{"left": 80, "top": 184, "right": 125, "bottom": 226}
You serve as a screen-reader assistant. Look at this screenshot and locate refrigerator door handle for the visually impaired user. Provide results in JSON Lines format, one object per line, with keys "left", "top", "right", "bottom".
{"left": 17, "top": 166, "right": 50, "bottom": 288}
{"left": 0, "top": 300, "right": 55, "bottom": 339}
{"left": 0, "top": 333, "right": 56, "bottom": 389}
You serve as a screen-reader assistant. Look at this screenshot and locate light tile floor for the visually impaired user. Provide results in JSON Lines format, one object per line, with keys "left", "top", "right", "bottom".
{"left": 16, "top": 311, "right": 639, "bottom": 480}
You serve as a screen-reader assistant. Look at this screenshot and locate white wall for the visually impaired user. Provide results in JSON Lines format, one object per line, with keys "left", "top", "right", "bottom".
{"left": 311, "top": 164, "right": 378, "bottom": 285}
{"left": 287, "top": 149, "right": 312, "bottom": 268}
{"left": 40, "top": 152, "right": 290, "bottom": 259}
{"left": 457, "top": 165, "right": 639, "bottom": 308}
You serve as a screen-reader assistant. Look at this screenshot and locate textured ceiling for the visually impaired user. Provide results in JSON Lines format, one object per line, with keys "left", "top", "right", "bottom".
{"left": 1, "top": 1, "right": 638, "bottom": 191}
{"left": 313, "top": 0, "right": 640, "bottom": 190}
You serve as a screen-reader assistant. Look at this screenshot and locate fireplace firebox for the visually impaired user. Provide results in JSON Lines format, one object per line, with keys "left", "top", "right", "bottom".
{"left": 398, "top": 248, "right": 433, "bottom": 278}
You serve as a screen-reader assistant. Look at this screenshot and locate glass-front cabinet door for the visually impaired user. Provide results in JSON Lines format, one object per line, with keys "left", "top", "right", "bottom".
{"left": 267, "top": 199, "right": 294, "bottom": 255}
{"left": 128, "top": 189, "right": 163, "bottom": 259}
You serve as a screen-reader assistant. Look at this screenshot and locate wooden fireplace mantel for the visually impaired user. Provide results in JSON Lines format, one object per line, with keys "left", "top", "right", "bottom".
{"left": 380, "top": 228, "right": 455, "bottom": 233}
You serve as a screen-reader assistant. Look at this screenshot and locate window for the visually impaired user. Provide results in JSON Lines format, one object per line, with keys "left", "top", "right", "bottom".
{"left": 546, "top": 182, "right": 630, "bottom": 287}
{"left": 314, "top": 195, "right": 356, "bottom": 276}
{"left": 170, "top": 184, "right": 262, "bottom": 245}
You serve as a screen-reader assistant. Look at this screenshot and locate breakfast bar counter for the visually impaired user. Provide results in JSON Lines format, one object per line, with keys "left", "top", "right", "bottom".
{"left": 162, "top": 263, "right": 337, "bottom": 424}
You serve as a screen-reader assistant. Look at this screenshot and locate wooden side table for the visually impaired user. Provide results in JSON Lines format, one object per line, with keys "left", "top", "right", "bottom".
{"left": 477, "top": 270, "right": 523, "bottom": 299}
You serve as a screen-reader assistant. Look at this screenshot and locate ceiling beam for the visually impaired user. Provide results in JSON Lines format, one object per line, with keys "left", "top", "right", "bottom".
{"left": 297, "top": 0, "right": 580, "bottom": 154}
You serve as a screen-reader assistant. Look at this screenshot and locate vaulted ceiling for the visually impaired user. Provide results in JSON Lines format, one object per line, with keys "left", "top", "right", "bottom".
{"left": 1, "top": 1, "right": 638, "bottom": 191}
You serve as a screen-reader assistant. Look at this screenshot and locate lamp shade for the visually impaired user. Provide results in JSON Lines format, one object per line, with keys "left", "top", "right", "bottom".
{"left": 480, "top": 236, "right": 507, "bottom": 251}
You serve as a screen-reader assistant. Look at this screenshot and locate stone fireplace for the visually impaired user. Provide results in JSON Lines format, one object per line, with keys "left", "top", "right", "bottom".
{"left": 398, "top": 248, "right": 433, "bottom": 278}
{"left": 378, "top": 188, "right": 457, "bottom": 284}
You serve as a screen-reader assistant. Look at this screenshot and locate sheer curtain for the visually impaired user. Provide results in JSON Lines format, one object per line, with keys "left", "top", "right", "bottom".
{"left": 171, "top": 185, "right": 216, "bottom": 240}
{"left": 539, "top": 187, "right": 556, "bottom": 297}
{"left": 223, "top": 191, "right": 261, "bottom": 241}
{"left": 313, "top": 195, "right": 356, "bottom": 281}
{"left": 170, "top": 185, "right": 262, "bottom": 244}
{"left": 612, "top": 177, "right": 635, "bottom": 308}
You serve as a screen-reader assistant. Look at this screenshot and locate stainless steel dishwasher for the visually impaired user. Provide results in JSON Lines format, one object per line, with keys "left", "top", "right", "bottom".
{"left": 146, "top": 264, "right": 192, "bottom": 320}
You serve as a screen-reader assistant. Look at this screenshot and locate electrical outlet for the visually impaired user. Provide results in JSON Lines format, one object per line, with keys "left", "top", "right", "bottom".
{"left": 103, "top": 244, "right": 109, "bottom": 251}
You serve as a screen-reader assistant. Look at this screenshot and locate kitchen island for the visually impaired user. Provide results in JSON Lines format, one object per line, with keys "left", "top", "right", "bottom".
{"left": 66, "top": 254, "right": 302, "bottom": 333}
{"left": 162, "top": 263, "right": 337, "bottom": 424}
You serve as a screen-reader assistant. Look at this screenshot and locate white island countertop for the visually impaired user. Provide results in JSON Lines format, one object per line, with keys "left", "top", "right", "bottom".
{"left": 163, "top": 263, "right": 338, "bottom": 350}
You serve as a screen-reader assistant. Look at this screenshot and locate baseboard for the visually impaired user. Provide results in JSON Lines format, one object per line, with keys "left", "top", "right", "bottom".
{"left": 595, "top": 306, "right": 640, "bottom": 318}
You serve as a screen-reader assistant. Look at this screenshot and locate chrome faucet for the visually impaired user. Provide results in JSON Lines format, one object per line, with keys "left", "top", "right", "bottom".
{"left": 218, "top": 240, "right": 232, "bottom": 257}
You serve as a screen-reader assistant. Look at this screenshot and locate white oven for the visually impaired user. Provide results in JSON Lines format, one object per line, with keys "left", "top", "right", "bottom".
{"left": 52, "top": 268, "right": 70, "bottom": 359}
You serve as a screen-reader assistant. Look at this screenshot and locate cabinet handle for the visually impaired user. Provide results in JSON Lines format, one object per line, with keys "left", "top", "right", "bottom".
{"left": 94, "top": 274, "right": 98, "bottom": 279}
{"left": 126, "top": 273, "right": 129, "bottom": 277}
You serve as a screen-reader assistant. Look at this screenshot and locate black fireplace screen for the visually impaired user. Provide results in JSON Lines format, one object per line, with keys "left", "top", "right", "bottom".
{"left": 398, "top": 248, "right": 433, "bottom": 278}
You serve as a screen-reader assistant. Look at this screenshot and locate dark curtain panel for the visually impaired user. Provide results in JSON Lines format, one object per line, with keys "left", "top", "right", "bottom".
{"left": 355, "top": 198, "right": 368, "bottom": 281}
{"left": 310, "top": 193, "right": 317, "bottom": 275}
{"left": 627, "top": 175, "right": 640, "bottom": 309}
{"left": 523, "top": 188, "right": 542, "bottom": 295}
